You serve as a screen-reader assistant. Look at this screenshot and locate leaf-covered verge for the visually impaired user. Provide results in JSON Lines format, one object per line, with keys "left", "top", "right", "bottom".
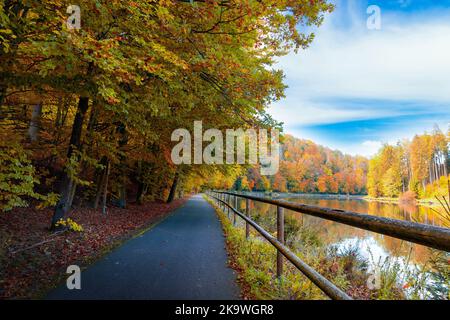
{"left": 204, "top": 196, "right": 441, "bottom": 300}
{"left": 0, "top": 198, "right": 186, "bottom": 299}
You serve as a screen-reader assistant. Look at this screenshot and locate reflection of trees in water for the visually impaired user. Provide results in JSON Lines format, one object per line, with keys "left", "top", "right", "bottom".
{"left": 239, "top": 198, "right": 438, "bottom": 263}
{"left": 286, "top": 197, "right": 443, "bottom": 226}
{"left": 228, "top": 195, "right": 446, "bottom": 298}
{"left": 238, "top": 196, "right": 443, "bottom": 226}
{"left": 380, "top": 234, "right": 431, "bottom": 264}
{"left": 397, "top": 203, "right": 441, "bottom": 225}
{"left": 233, "top": 196, "right": 438, "bottom": 265}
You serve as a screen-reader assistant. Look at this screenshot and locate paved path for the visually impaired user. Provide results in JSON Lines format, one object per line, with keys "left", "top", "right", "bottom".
{"left": 47, "top": 194, "right": 240, "bottom": 300}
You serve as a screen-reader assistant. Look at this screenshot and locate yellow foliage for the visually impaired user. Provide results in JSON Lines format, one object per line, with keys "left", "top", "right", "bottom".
{"left": 55, "top": 218, "right": 83, "bottom": 232}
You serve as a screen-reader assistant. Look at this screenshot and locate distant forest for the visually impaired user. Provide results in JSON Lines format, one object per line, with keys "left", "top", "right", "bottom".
{"left": 368, "top": 126, "right": 449, "bottom": 199}
{"left": 234, "top": 135, "right": 369, "bottom": 195}
{"left": 234, "top": 127, "right": 450, "bottom": 199}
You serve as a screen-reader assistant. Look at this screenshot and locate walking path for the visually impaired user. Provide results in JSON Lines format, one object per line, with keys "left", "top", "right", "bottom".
{"left": 47, "top": 194, "right": 240, "bottom": 299}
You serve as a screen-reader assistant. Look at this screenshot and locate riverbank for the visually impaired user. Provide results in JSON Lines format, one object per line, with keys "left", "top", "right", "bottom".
{"left": 236, "top": 191, "right": 441, "bottom": 209}
{"left": 237, "top": 191, "right": 366, "bottom": 200}
{"left": 363, "top": 196, "right": 441, "bottom": 208}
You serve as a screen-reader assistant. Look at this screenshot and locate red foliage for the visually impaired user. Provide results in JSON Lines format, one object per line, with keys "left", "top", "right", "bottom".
{"left": 0, "top": 198, "right": 187, "bottom": 299}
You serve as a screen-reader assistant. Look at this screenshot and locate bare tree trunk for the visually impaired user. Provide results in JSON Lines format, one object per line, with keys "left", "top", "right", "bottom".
{"left": 28, "top": 103, "right": 42, "bottom": 142}
{"left": 51, "top": 96, "right": 89, "bottom": 229}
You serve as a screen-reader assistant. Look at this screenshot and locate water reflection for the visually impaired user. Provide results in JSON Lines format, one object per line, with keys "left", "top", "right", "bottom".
{"left": 235, "top": 196, "right": 445, "bottom": 266}
{"left": 225, "top": 194, "right": 449, "bottom": 298}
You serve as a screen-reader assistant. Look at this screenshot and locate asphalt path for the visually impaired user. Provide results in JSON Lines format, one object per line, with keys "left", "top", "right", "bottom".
{"left": 46, "top": 194, "right": 240, "bottom": 300}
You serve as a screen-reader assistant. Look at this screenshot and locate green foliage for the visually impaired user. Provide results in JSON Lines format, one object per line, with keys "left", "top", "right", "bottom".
{"left": 0, "top": 136, "right": 57, "bottom": 211}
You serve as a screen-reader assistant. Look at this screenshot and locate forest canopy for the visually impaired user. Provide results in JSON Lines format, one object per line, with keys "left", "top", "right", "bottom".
{"left": 0, "top": 0, "right": 334, "bottom": 226}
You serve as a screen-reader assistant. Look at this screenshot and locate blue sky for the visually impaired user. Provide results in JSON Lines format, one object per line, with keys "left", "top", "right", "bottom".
{"left": 269, "top": 0, "right": 450, "bottom": 157}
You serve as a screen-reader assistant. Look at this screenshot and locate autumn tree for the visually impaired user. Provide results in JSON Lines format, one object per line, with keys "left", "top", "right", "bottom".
{"left": 367, "top": 127, "right": 449, "bottom": 199}
{"left": 0, "top": 0, "right": 335, "bottom": 229}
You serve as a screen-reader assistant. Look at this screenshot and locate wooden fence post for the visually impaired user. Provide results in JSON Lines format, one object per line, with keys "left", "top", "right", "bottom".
{"left": 223, "top": 193, "right": 226, "bottom": 212}
{"left": 233, "top": 195, "right": 237, "bottom": 226}
{"left": 227, "top": 194, "right": 230, "bottom": 218}
{"left": 224, "top": 194, "right": 227, "bottom": 215}
{"left": 277, "top": 206, "right": 285, "bottom": 279}
{"left": 245, "top": 198, "right": 250, "bottom": 239}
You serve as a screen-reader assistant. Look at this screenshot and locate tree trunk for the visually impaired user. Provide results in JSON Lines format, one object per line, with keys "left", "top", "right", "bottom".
{"left": 84, "top": 102, "right": 99, "bottom": 154}
{"left": 167, "top": 172, "right": 179, "bottom": 203}
{"left": 66, "top": 97, "right": 89, "bottom": 158}
{"left": 429, "top": 163, "right": 433, "bottom": 184}
{"left": 55, "top": 97, "right": 63, "bottom": 128}
{"left": 117, "top": 186, "right": 127, "bottom": 208}
{"left": 93, "top": 156, "right": 108, "bottom": 209}
{"left": 28, "top": 103, "right": 42, "bottom": 142}
{"left": 0, "top": 82, "right": 7, "bottom": 115}
{"left": 444, "top": 156, "right": 448, "bottom": 177}
{"left": 136, "top": 182, "right": 148, "bottom": 205}
{"left": 435, "top": 159, "right": 440, "bottom": 181}
{"left": 51, "top": 96, "right": 89, "bottom": 229}
{"left": 116, "top": 122, "right": 128, "bottom": 208}
{"left": 102, "top": 160, "right": 110, "bottom": 215}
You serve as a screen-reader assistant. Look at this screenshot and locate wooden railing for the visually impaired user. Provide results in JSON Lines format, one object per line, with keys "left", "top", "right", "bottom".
{"left": 206, "top": 190, "right": 450, "bottom": 300}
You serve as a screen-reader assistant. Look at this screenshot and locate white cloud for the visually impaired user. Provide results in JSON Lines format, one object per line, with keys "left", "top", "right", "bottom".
{"left": 269, "top": 101, "right": 385, "bottom": 126}
{"left": 270, "top": 6, "right": 450, "bottom": 127}
{"left": 361, "top": 140, "right": 383, "bottom": 157}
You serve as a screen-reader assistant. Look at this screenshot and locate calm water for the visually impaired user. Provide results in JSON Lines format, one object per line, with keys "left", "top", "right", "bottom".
{"left": 235, "top": 195, "right": 445, "bottom": 270}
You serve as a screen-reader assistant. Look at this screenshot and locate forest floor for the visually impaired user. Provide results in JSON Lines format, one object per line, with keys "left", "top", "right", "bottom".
{"left": 0, "top": 198, "right": 187, "bottom": 299}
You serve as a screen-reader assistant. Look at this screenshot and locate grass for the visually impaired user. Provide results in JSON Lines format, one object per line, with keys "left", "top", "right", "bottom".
{"left": 205, "top": 196, "right": 357, "bottom": 299}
